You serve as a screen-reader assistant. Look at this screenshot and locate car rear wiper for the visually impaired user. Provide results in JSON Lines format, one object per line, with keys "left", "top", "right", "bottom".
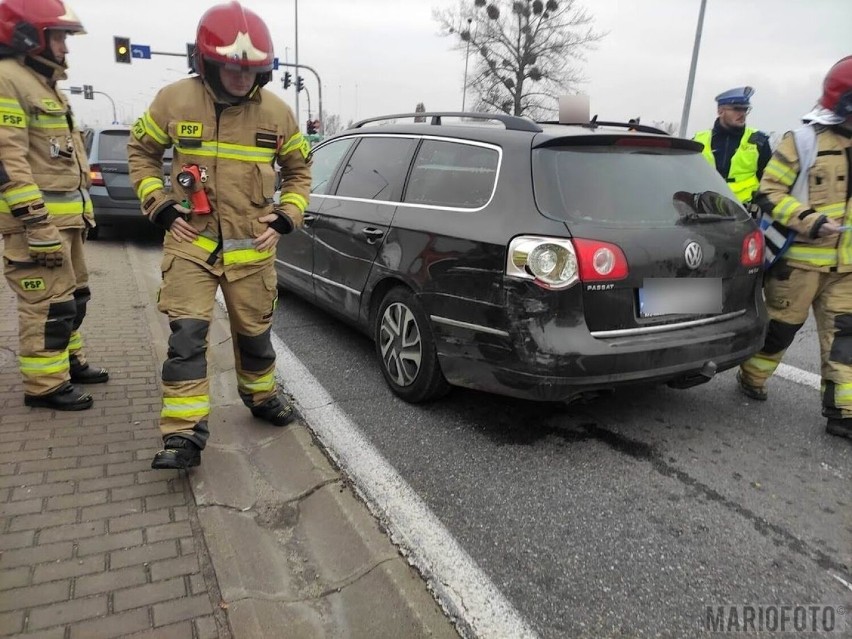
{"left": 673, "top": 190, "right": 740, "bottom": 223}
{"left": 676, "top": 212, "right": 735, "bottom": 224}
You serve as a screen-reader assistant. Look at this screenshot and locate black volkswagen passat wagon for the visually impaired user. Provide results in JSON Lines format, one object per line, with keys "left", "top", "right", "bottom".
{"left": 275, "top": 112, "right": 768, "bottom": 403}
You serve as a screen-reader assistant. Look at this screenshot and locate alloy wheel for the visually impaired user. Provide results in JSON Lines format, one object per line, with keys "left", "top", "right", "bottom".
{"left": 379, "top": 302, "right": 422, "bottom": 387}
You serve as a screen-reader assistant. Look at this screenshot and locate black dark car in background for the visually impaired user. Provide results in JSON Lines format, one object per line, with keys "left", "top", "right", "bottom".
{"left": 275, "top": 112, "right": 768, "bottom": 403}
{"left": 83, "top": 126, "right": 172, "bottom": 238}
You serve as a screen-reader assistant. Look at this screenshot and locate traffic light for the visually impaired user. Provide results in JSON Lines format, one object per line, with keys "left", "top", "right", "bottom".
{"left": 114, "top": 36, "right": 131, "bottom": 64}
{"left": 83, "top": 85, "right": 94, "bottom": 100}
{"left": 306, "top": 119, "right": 316, "bottom": 135}
{"left": 282, "top": 71, "right": 292, "bottom": 90}
{"left": 295, "top": 76, "right": 304, "bottom": 92}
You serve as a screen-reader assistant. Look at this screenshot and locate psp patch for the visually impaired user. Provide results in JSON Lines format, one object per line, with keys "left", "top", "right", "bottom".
{"left": 177, "top": 121, "right": 203, "bottom": 138}
{"left": 131, "top": 118, "right": 145, "bottom": 140}
{"left": 40, "top": 98, "right": 63, "bottom": 112}
{"left": 20, "top": 277, "right": 46, "bottom": 291}
{"left": 0, "top": 110, "right": 25, "bottom": 128}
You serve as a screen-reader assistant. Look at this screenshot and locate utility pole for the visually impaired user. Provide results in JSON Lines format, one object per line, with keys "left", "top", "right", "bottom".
{"left": 679, "top": 0, "right": 707, "bottom": 138}
{"left": 462, "top": 17, "right": 473, "bottom": 112}
{"left": 294, "top": 0, "right": 300, "bottom": 132}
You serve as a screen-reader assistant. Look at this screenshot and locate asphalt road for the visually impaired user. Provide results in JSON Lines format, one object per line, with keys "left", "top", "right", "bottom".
{"left": 270, "top": 284, "right": 851, "bottom": 638}
{"left": 115, "top": 230, "right": 850, "bottom": 637}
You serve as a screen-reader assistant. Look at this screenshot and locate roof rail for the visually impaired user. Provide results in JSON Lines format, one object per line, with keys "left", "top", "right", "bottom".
{"left": 350, "top": 111, "right": 543, "bottom": 133}
{"left": 538, "top": 118, "right": 670, "bottom": 136}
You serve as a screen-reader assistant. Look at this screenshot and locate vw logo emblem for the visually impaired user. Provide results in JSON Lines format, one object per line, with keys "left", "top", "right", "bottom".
{"left": 684, "top": 241, "right": 703, "bottom": 269}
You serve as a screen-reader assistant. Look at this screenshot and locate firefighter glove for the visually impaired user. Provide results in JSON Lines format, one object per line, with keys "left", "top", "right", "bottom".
{"left": 152, "top": 202, "right": 192, "bottom": 231}
{"left": 25, "top": 221, "right": 64, "bottom": 268}
{"left": 269, "top": 209, "right": 294, "bottom": 235}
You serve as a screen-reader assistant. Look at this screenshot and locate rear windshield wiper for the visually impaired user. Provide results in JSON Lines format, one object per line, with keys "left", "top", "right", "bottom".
{"left": 673, "top": 190, "right": 740, "bottom": 223}
{"left": 677, "top": 212, "right": 735, "bottom": 224}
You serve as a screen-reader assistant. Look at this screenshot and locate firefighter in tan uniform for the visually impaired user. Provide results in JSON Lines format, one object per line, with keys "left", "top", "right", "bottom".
{"left": 128, "top": 1, "right": 311, "bottom": 469}
{"left": 0, "top": 0, "right": 108, "bottom": 411}
{"left": 738, "top": 56, "right": 852, "bottom": 440}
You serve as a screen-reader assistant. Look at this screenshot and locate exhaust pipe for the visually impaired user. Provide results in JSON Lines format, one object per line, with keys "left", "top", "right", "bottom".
{"left": 667, "top": 360, "right": 717, "bottom": 389}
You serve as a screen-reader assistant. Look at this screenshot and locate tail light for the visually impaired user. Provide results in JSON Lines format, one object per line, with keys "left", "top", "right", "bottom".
{"left": 89, "top": 164, "right": 104, "bottom": 186}
{"left": 741, "top": 230, "right": 763, "bottom": 267}
{"left": 572, "top": 238, "right": 629, "bottom": 282}
{"left": 507, "top": 236, "right": 629, "bottom": 290}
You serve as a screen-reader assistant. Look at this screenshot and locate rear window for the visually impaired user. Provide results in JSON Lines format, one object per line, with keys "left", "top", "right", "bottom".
{"left": 532, "top": 146, "right": 743, "bottom": 225}
{"left": 403, "top": 140, "right": 499, "bottom": 209}
{"left": 95, "top": 130, "right": 171, "bottom": 164}
{"left": 96, "top": 131, "right": 131, "bottom": 161}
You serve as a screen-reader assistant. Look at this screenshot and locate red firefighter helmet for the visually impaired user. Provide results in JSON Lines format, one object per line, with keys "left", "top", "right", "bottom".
{"left": 194, "top": 1, "right": 275, "bottom": 78}
{"left": 0, "top": 0, "right": 85, "bottom": 55}
{"left": 819, "top": 55, "right": 852, "bottom": 118}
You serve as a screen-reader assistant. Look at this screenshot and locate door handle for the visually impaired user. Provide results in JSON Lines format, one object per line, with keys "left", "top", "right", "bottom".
{"left": 361, "top": 227, "right": 385, "bottom": 238}
{"left": 303, "top": 213, "right": 316, "bottom": 225}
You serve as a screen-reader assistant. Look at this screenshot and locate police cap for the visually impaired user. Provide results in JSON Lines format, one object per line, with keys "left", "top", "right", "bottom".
{"left": 715, "top": 86, "right": 754, "bottom": 106}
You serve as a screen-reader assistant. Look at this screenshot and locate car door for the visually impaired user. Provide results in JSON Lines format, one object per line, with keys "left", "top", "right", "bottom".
{"left": 275, "top": 136, "right": 356, "bottom": 297}
{"left": 312, "top": 136, "right": 418, "bottom": 320}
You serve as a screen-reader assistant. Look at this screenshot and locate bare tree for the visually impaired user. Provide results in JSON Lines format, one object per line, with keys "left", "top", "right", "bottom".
{"left": 434, "top": 0, "right": 604, "bottom": 119}
{"left": 323, "top": 113, "right": 342, "bottom": 136}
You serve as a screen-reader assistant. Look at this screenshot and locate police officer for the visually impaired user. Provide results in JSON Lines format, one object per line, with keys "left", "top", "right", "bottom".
{"left": 0, "top": 0, "right": 108, "bottom": 411}
{"left": 737, "top": 57, "right": 852, "bottom": 440}
{"left": 694, "top": 87, "right": 772, "bottom": 204}
{"left": 128, "top": 1, "right": 312, "bottom": 469}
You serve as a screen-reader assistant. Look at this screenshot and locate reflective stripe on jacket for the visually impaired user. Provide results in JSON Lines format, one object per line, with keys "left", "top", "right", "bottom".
{"left": 0, "top": 58, "right": 92, "bottom": 234}
{"left": 127, "top": 77, "right": 312, "bottom": 280}
{"left": 695, "top": 127, "right": 760, "bottom": 202}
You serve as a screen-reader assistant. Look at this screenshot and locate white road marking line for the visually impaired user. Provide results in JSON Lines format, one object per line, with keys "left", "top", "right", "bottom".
{"left": 831, "top": 572, "right": 852, "bottom": 593}
{"left": 775, "top": 363, "right": 821, "bottom": 391}
{"left": 214, "top": 291, "right": 538, "bottom": 639}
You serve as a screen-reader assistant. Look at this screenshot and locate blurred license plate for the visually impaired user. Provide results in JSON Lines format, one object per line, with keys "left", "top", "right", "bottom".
{"left": 638, "top": 278, "right": 722, "bottom": 317}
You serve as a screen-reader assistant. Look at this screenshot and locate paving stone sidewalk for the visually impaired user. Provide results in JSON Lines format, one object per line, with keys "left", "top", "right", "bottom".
{"left": 0, "top": 237, "right": 225, "bottom": 638}
{"left": 1, "top": 237, "right": 458, "bottom": 639}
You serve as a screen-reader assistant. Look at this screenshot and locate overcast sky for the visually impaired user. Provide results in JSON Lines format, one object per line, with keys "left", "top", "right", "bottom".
{"left": 59, "top": 0, "right": 850, "bottom": 137}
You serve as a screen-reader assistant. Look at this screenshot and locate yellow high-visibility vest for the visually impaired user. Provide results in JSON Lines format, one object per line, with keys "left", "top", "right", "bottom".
{"left": 695, "top": 127, "right": 760, "bottom": 202}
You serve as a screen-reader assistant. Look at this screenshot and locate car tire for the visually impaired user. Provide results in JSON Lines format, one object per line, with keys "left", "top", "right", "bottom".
{"left": 374, "top": 287, "right": 450, "bottom": 403}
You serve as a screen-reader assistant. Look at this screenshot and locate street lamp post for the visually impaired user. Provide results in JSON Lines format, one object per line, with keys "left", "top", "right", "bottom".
{"left": 94, "top": 91, "right": 118, "bottom": 124}
{"left": 679, "top": 0, "right": 708, "bottom": 137}
{"left": 462, "top": 17, "right": 473, "bottom": 112}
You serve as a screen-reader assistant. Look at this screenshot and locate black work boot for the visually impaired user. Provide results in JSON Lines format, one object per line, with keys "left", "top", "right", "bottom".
{"left": 70, "top": 357, "right": 109, "bottom": 384}
{"left": 736, "top": 371, "right": 767, "bottom": 401}
{"left": 24, "top": 382, "right": 93, "bottom": 411}
{"left": 826, "top": 418, "right": 852, "bottom": 440}
{"left": 250, "top": 395, "right": 295, "bottom": 427}
{"left": 151, "top": 437, "right": 201, "bottom": 470}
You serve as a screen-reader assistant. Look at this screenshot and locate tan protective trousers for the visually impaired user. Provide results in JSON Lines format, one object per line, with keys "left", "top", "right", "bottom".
{"left": 2, "top": 228, "right": 93, "bottom": 396}
{"left": 739, "top": 263, "right": 852, "bottom": 419}
{"left": 156, "top": 254, "right": 279, "bottom": 448}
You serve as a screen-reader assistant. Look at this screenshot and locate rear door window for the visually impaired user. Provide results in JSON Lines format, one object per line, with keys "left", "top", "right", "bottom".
{"left": 403, "top": 139, "right": 499, "bottom": 209}
{"left": 334, "top": 137, "right": 415, "bottom": 202}
{"left": 532, "top": 145, "right": 744, "bottom": 225}
{"left": 97, "top": 131, "right": 131, "bottom": 161}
